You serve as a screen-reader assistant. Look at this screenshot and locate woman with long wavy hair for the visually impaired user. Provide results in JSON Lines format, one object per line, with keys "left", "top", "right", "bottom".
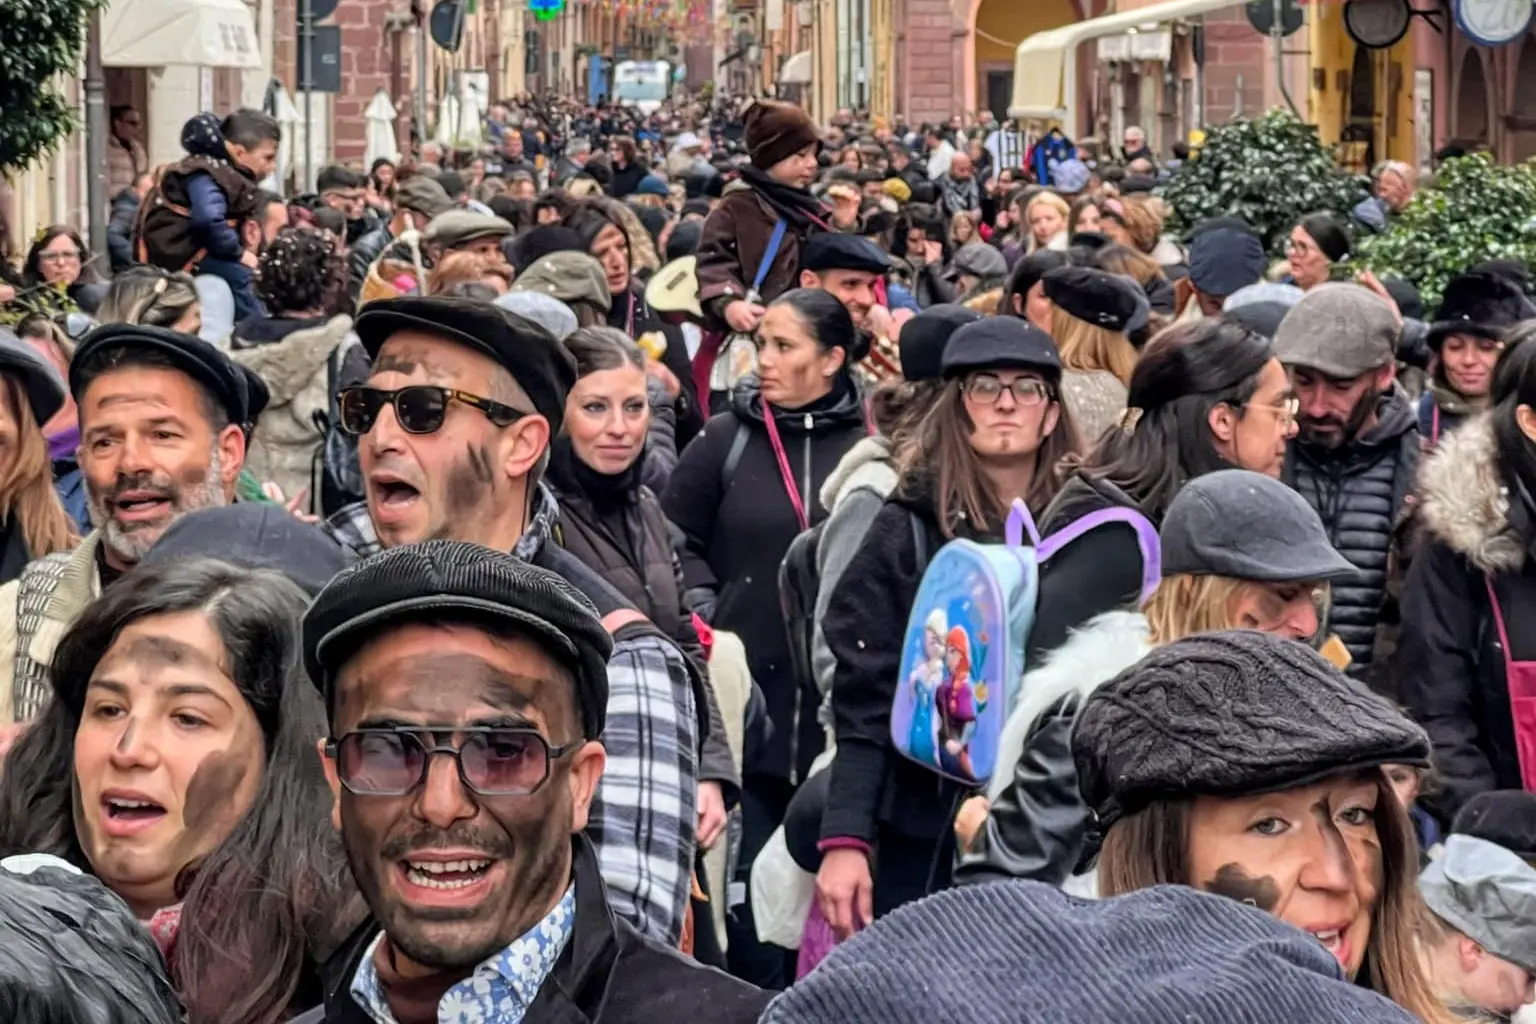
{"left": 0, "top": 330, "right": 79, "bottom": 582}
{"left": 0, "top": 558, "right": 358, "bottom": 1024}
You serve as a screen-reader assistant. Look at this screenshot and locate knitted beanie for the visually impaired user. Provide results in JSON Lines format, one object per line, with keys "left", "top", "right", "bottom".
{"left": 760, "top": 881, "right": 1418, "bottom": 1024}
{"left": 1073, "top": 630, "right": 1430, "bottom": 829}
{"left": 746, "top": 101, "right": 822, "bottom": 171}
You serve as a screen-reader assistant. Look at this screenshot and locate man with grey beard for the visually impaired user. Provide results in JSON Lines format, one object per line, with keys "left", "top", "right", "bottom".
{"left": 0, "top": 324, "right": 261, "bottom": 723}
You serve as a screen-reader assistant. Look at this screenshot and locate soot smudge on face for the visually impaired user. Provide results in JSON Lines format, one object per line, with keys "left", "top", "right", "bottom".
{"left": 1202, "top": 862, "right": 1281, "bottom": 913}
{"left": 181, "top": 749, "right": 249, "bottom": 833}
{"left": 467, "top": 442, "right": 495, "bottom": 485}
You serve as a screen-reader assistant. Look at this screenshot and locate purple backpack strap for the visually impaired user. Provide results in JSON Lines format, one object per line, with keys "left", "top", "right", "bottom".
{"left": 1004, "top": 498, "right": 1042, "bottom": 549}
{"left": 1036, "top": 507, "right": 1161, "bottom": 604}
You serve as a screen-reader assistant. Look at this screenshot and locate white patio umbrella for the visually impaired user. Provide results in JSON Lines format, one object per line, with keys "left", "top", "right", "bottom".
{"left": 434, "top": 92, "right": 460, "bottom": 147}
{"left": 455, "top": 84, "right": 482, "bottom": 147}
{"left": 265, "top": 83, "right": 300, "bottom": 191}
{"left": 364, "top": 89, "right": 399, "bottom": 168}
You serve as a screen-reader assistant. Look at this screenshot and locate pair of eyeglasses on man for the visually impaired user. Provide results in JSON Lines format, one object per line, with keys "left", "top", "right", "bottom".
{"left": 962, "top": 375, "right": 1053, "bottom": 407}
{"left": 326, "top": 727, "right": 576, "bottom": 796}
{"left": 337, "top": 385, "right": 527, "bottom": 436}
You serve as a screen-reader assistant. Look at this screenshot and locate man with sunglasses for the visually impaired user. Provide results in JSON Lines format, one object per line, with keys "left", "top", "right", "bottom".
{"left": 323, "top": 295, "right": 708, "bottom": 948}
{"left": 296, "top": 541, "right": 769, "bottom": 1024}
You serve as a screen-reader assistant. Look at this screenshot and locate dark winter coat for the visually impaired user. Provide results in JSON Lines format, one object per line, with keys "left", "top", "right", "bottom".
{"left": 1284, "top": 388, "right": 1420, "bottom": 688}
{"left": 293, "top": 835, "right": 769, "bottom": 1024}
{"left": 609, "top": 161, "right": 648, "bottom": 199}
{"left": 140, "top": 155, "right": 262, "bottom": 272}
{"left": 1397, "top": 414, "right": 1532, "bottom": 822}
{"left": 107, "top": 188, "right": 140, "bottom": 272}
{"left": 695, "top": 181, "right": 811, "bottom": 333}
{"left": 661, "top": 377, "right": 867, "bottom": 781}
{"left": 347, "top": 224, "right": 394, "bottom": 305}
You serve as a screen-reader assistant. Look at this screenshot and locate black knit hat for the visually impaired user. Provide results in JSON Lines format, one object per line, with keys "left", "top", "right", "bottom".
{"left": 303, "top": 540, "right": 614, "bottom": 738}
{"left": 1427, "top": 271, "right": 1529, "bottom": 350}
{"left": 746, "top": 101, "right": 822, "bottom": 172}
{"left": 898, "top": 304, "right": 981, "bottom": 383}
{"left": 1452, "top": 790, "right": 1536, "bottom": 861}
{"left": 1073, "top": 630, "right": 1430, "bottom": 829}
{"left": 759, "top": 880, "right": 1418, "bottom": 1024}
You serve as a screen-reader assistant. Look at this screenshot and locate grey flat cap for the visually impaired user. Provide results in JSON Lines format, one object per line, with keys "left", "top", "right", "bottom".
{"left": 495, "top": 291, "right": 580, "bottom": 342}
{"left": 423, "top": 209, "right": 514, "bottom": 249}
{"left": 1420, "top": 834, "right": 1536, "bottom": 973}
{"left": 1273, "top": 283, "right": 1399, "bottom": 380}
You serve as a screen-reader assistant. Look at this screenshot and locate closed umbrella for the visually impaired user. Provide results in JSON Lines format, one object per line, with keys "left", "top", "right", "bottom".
{"left": 364, "top": 89, "right": 398, "bottom": 168}
{"left": 262, "top": 80, "right": 300, "bottom": 192}
{"left": 455, "top": 85, "right": 482, "bottom": 147}
{"left": 434, "top": 92, "right": 459, "bottom": 147}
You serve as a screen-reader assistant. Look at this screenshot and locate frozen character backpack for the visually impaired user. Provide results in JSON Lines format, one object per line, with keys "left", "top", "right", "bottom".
{"left": 891, "top": 498, "right": 1161, "bottom": 786}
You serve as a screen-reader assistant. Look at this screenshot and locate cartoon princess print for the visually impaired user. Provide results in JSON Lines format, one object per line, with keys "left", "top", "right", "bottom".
{"left": 904, "top": 609, "right": 945, "bottom": 766}
{"left": 937, "top": 626, "right": 983, "bottom": 780}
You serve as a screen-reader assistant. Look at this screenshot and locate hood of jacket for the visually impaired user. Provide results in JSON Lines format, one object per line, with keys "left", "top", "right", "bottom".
{"left": 986, "top": 610, "right": 1151, "bottom": 800}
{"left": 728, "top": 374, "right": 868, "bottom": 435}
{"left": 818, "top": 435, "right": 896, "bottom": 512}
{"left": 1041, "top": 470, "right": 1146, "bottom": 533}
{"left": 228, "top": 315, "right": 354, "bottom": 406}
{"left": 1418, "top": 412, "right": 1526, "bottom": 574}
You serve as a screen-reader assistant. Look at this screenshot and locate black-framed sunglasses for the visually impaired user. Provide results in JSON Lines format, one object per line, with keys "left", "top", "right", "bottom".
{"left": 337, "top": 385, "right": 526, "bottom": 436}
{"left": 326, "top": 727, "right": 577, "bottom": 796}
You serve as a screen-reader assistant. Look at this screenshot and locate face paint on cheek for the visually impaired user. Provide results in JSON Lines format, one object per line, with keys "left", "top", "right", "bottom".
{"left": 116, "top": 720, "right": 136, "bottom": 754}
{"left": 1201, "top": 862, "right": 1281, "bottom": 913}
{"left": 466, "top": 443, "right": 495, "bottom": 486}
{"left": 180, "top": 749, "right": 250, "bottom": 836}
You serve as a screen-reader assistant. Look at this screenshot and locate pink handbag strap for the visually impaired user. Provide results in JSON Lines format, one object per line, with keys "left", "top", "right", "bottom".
{"left": 761, "top": 409, "right": 809, "bottom": 532}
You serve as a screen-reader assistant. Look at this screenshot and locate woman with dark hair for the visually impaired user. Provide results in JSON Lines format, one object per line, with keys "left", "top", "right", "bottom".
{"left": 367, "top": 157, "right": 395, "bottom": 206}
{"left": 1287, "top": 212, "right": 1352, "bottom": 292}
{"left": 1400, "top": 327, "right": 1536, "bottom": 822}
{"left": 1029, "top": 318, "right": 1298, "bottom": 659}
{"left": 816, "top": 316, "right": 1078, "bottom": 941}
{"left": 0, "top": 558, "right": 357, "bottom": 1024}
{"left": 1000, "top": 249, "right": 1071, "bottom": 330}
{"left": 661, "top": 287, "right": 868, "bottom": 985}
{"left": 1077, "top": 632, "right": 1457, "bottom": 1024}
{"left": 4, "top": 226, "right": 107, "bottom": 320}
{"left": 899, "top": 202, "right": 955, "bottom": 309}
{"left": 609, "top": 136, "right": 647, "bottom": 199}
{"left": 0, "top": 329, "right": 79, "bottom": 577}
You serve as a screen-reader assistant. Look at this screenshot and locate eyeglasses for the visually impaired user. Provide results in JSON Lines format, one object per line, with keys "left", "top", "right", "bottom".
{"left": 1243, "top": 396, "right": 1301, "bottom": 428}
{"left": 39, "top": 250, "right": 82, "bottom": 263}
{"left": 338, "top": 385, "right": 527, "bottom": 436}
{"left": 963, "top": 375, "right": 1052, "bottom": 407}
{"left": 1283, "top": 237, "right": 1318, "bottom": 258}
{"left": 327, "top": 727, "right": 577, "bottom": 796}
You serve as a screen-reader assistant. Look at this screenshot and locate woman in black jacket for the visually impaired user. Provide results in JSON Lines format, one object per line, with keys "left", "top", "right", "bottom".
{"left": 816, "top": 317, "right": 1079, "bottom": 940}
{"left": 661, "top": 288, "right": 867, "bottom": 985}
{"left": 1400, "top": 326, "right": 1536, "bottom": 823}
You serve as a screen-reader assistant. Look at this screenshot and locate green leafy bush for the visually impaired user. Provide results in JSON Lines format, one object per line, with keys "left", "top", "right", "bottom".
{"left": 0, "top": 0, "right": 109, "bottom": 173}
{"left": 1159, "top": 108, "right": 1368, "bottom": 254}
{"left": 1356, "top": 154, "right": 1536, "bottom": 311}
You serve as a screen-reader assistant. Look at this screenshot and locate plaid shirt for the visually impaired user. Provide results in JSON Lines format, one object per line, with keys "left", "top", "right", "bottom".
{"left": 324, "top": 489, "right": 699, "bottom": 944}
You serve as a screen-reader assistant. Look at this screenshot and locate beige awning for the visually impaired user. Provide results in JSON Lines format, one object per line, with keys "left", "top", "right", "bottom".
{"left": 102, "top": 0, "right": 262, "bottom": 69}
{"left": 1011, "top": 0, "right": 1239, "bottom": 122}
{"left": 779, "top": 50, "right": 813, "bottom": 85}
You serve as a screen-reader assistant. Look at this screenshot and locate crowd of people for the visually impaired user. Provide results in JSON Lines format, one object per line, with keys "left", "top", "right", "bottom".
{"left": 0, "top": 88, "right": 1532, "bottom": 1024}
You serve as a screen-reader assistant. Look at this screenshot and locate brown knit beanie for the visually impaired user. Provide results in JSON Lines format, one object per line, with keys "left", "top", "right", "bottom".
{"left": 746, "top": 101, "right": 822, "bottom": 171}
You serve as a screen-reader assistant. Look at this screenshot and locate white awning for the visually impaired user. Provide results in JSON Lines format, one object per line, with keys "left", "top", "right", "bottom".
{"left": 102, "top": 0, "right": 261, "bottom": 69}
{"left": 779, "top": 50, "right": 813, "bottom": 85}
{"left": 1011, "top": 0, "right": 1238, "bottom": 122}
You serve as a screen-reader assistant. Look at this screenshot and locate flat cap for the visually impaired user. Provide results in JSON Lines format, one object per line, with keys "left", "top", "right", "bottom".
{"left": 1188, "top": 226, "right": 1266, "bottom": 298}
{"left": 1161, "top": 470, "right": 1359, "bottom": 584}
{"left": 898, "top": 304, "right": 981, "bottom": 383}
{"left": 1452, "top": 790, "right": 1536, "bottom": 860}
{"left": 944, "top": 242, "right": 1007, "bottom": 283}
{"left": 395, "top": 176, "right": 454, "bottom": 220}
{"left": 494, "top": 291, "right": 579, "bottom": 342}
{"left": 143, "top": 504, "right": 353, "bottom": 597}
{"left": 303, "top": 540, "right": 613, "bottom": 739}
{"left": 1419, "top": 834, "right": 1536, "bottom": 972}
{"left": 760, "top": 880, "right": 1417, "bottom": 1024}
{"left": 1073, "top": 631, "right": 1430, "bottom": 829}
{"left": 941, "top": 317, "right": 1062, "bottom": 379}
{"left": 355, "top": 296, "right": 577, "bottom": 435}
{"left": 72, "top": 323, "right": 253, "bottom": 425}
{"left": 0, "top": 327, "right": 66, "bottom": 426}
{"left": 1273, "top": 283, "right": 1399, "bottom": 380}
{"left": 800, "top": 232, "right": 892, "bottom": 275}
{"left": 510, "top": 251, "right": 613, "bottom": 318}
{"left": 511, "top": 225, "right": 585, "bottom": 271}
{"left": 1044, "top": 265, "right": 1140, "bottom": 332}
{"left": 424, "top": 209, "right": 514, "bottom": 250}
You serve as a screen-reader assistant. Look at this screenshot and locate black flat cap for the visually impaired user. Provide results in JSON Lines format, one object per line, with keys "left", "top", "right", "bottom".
{"left": 1073, "top": 631, "right": 1430, "bottom": 830}
{"left": 800, "top": 232, "right": 892, "bottom": 275}
{"left": 355, "top": 296, "right": 577, "bottom": 435}
{"left": 234, "top": 364, "right": 271, "bottom": 427}
{"left": 941, "top": 317, "right": 1062, "bottom": 379}
{"left": 1043, "top": 265, "right": 1140, "bottom": 332}
{"left": 303, "top": 540, "right": 613, "bottom": 739}
{"left": 0, "top": 327, "right": 66, "bottom": 426}
{"left": 1452, "top": 790, "right": 1536, "bottom": 860}
{"left": 72, "top": 324, "right": 252, "bottom": 425}
{"left": 899, "top": 305, "right": 981, "bottom": 383}
{"left": 143, "top": 504, "right": 353, "bottom": 596}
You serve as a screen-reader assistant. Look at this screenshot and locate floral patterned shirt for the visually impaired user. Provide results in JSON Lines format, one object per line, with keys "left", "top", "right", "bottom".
{"left": 351, "top": 886, "right": 576, "bottom": 1024}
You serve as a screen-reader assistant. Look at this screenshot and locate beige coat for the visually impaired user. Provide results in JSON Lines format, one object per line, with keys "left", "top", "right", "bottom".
{"left": 0, "top": 532, "right": 104, "bottom": 723}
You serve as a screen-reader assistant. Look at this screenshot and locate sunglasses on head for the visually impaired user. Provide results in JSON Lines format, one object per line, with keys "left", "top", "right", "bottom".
{"left": 327, "top": 727, "right": 576, "bottom": 796}
{"left": 337, "top": 385, "right": 527, "bottom": 436}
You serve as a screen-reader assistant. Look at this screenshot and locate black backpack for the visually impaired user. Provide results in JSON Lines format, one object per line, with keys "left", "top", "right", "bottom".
{"left": 778, "top": 523, "right": 825, "bottom": 697}
{"left": 312, "top": 337, "right": 371, "bottom": 516}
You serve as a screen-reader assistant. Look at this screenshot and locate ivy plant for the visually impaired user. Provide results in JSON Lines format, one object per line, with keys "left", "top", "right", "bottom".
{"left": 1159, "top": 108, "right": 1368, "bottom": 254}
{"left": 0, "top": 0, "right": 109, "bottom": 174}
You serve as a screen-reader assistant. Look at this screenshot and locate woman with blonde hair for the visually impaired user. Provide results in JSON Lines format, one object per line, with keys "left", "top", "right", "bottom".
{"left": 1040, "top": 266, "right": 1140, "bottom": 446}
{"left": 948, "top": 210, "right": 979, "bottom": 249}
{"left": 1024, "top": 191, "right": 1070, "bottom": 253}
{"left": 94, "top": 266, "right": 202, "bottom": 334}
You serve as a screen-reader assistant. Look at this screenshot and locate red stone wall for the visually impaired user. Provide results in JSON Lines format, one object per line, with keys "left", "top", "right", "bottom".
{"left": 900, "top": 0, "right": 961, "bottom": 124}
{"left": 1199, "top": 8, "right": 1266, "bottom": 124}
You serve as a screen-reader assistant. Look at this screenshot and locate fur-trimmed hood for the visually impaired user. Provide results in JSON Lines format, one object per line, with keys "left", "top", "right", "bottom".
{"left": 986, "top": 610, "right": 1151, "bottom": 800}
{"left": 1418, "top": 411, "right": 1527, "bottom": 574}
{"left": 229, "top": 315, "right": 353, "bottom": 406}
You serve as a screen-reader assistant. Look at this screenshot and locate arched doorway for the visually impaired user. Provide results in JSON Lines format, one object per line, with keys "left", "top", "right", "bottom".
{"left": 970, "top": 0, "right": 1079, "bottom": 122}
{"left": 1455, "top": 47, "right": 1491, "bottom": 148}
{"left": 1341, "top": 44, "right": 1378, "bottom": 171}
{"left": 1510, "top": 38, "right": 1536, "bottom": 161}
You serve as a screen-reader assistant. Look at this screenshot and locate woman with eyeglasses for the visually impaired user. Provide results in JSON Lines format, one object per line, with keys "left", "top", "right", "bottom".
{"left": 3, "top": 226, "right": 107, "bottom": 321}
{"left": 1285, "top": 212, "right": 1351, "bottom": 292}
{"left": 0, "top": 558, "right": 357, "bottom": 1024}
{"left": 815, "top": 317, "right": 1078, "bottom": 943}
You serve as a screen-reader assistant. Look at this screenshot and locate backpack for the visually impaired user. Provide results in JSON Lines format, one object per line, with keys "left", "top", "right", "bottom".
{"left": 891, "top": 499, "right": 1160, "bottom": 787}
{"left": 312, "top": 337, "right": 371, "bottom": 516}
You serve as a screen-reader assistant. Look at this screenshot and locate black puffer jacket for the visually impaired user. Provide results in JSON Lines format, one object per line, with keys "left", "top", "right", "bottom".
{"left": 347, "top": 224, "right": 393, "bottom": 305}
{"left": 1284, "top": 388, "right": 1419, "bottom": 686}
{"left": 662, "top": 377, "right": 867, "bottom": 781}
{"left": 1397, "top": 413, "right": 1532, "bottom": 823}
